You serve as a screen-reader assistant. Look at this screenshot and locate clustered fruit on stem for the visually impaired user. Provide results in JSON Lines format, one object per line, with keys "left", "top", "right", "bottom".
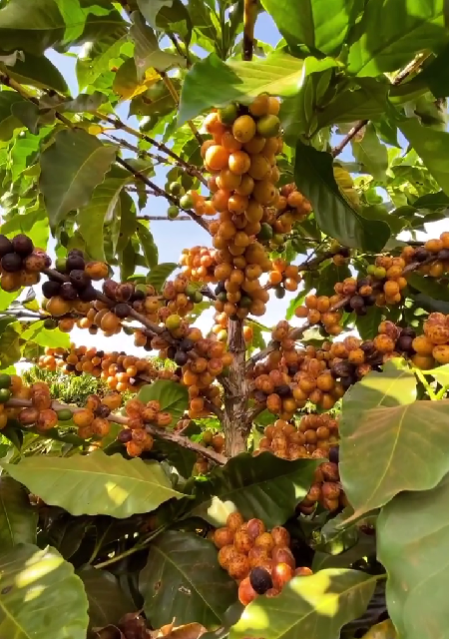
{"left": 212, "top": 511, "right": 313, "bottom": 605}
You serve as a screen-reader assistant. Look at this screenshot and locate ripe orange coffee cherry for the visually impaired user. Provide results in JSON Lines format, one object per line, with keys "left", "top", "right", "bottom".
{"left": 213, "top": 527, "right": 234, "bottom": 548}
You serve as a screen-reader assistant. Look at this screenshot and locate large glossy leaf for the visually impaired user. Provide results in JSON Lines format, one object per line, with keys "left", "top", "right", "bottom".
{"left": 146, "top": 262, "right": 178, "bottom": 290}
{"left": 418, "top": 40, "right": 449, "bottom": 98}
{"left": 351, "top": 124, "right": 388, "bottom": 182}
{"left": 340, "top": 364, "right": 449, "bottom": 517}
{"left": 76, "top": 26, "right": 129, "bottom": 89}
{"left": 0, "top": 92, "right": 25, "bottom": 141}
{"left": 0, "top": 543, "right": 88, "bottom": 638}
{"left": 260, "top": 0, "right": 362, "bottom": 54}
{"left": 230, "top": 569, "right": 377, "bottom": 639}
{"left": 137, "top": 379, "right": 188, "bottom": 425}
{"left": 189, "top": 452, "right": 319, "bottom": 527}
{"left": 347, "top": 0, "right": 447, "bottom": 76}
{"left": 3, "top": 450, "right": 183, "bottom": 518}
{"left": 130, "top": 11, "right": 184, "bottom": 77}
{"left": 79, "top": 566, "right": 135, "bottom": 630}
{"left": 0, "top": 52, "right": 68, "bottom": 93}
{"left": 294, "top": 142, "right": 389, "bottom": 251}
{"left": 0, "top": 477, "right": 37, "bottom": 552}
{"left": 377, "top": 472, "right": 449, "bottom": 639}
{"left": 179, "top": 52, "right": 307, "bottom": 124}
{"left": 78, "top": 171, "right": 131, "bottom": 261}
{"left": 0, "top": 0, "right": 125, "bottom": 55}
{"left": 317, "top": 79, "right": 388, "bottom": 128}
{"left": 39, "top": 129, "right": 117, "bottom": 230}
{"left": 399, "top": 118, "right": 449, "bottom": 196}
{"left": 407, "top": 271, "right": 449, "bottom": 302}
{"left": 0, "top": 326, "right": 21, "bottom": 368}
{"left": 136, "top": 221, "right": 159, "bottom": 268}
{"left": 21, "top": 321, "right": 71, "bottom": 349}
{"left": 140, "top": 531, "right": 237, "bottom": 628}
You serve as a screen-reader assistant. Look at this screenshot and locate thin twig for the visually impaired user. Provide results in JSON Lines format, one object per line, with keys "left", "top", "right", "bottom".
{"left": 116, "top": 156, "right": 210, "bottom": 233}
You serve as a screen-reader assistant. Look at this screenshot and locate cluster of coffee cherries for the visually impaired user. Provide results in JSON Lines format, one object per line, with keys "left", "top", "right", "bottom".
{"left": 213, "top": 512, "right": 312, "bottom": 605}
{"left": 118, "top": 397, "right": 172, "bottom": 457}
{"left": 294, "top": 231, "right": 449, "bottom": 336}
{"left": 189, "top": 95, "right": 285, "bottom": 319}
{"left": 192, "top": 428, "right": 226, "bottom": 474}
{"left": 277, "top": 183, "right": 313, "bottom": 229}
{"left": 267, "top": 258, "right": 302, "bottom": 299}
{"left": 211, "top": 310, "right": 254, "bottom": 344}
{"left": 39, "top": 346, "right": 176, "bottom": 391}
{"left": 256, "top": 415, "right": 339, "bottom": 459}
{"left": 254, "top": 417, "right": 343, "bottom": 513}
{"left": 0, "top": 233, "right": 51, "bottom": 292}
{"left": 251, "top": 311, "right": 449, "bottom": 416}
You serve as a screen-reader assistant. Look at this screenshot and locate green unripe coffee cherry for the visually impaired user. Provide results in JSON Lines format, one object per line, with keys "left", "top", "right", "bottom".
{"left": 57, "top": 409, "right": 73, "bottom": 421}
{"left": 257, "top": 223, "right": 274, "bottom": 242}
{"left": 256, "top": 114, "right": 281, "bottom": 138}
{"left": 367, "top": 264, "right": 377, "bottom": 275}
{"left": 0, "top": 374, "right": 11, "bottom": 390}
{"left": 168, "top": 182, "right": 185, "bottom": 196}
{"left": 0, "top": 388, "right": 11, "bottom": 403}
{"left": 193, "top": 291, "right": 203, "bottom": 303}
{"left": 55, "top": 257, "right": 67, "bottom": 273}
{"left": 179, "top": 193, "right": 194, "bottom": 209}
{"left": 167, "top": 205, "right": 180, "bottom": 220}
{"left": 218, "top": 103, "right": 238, "bottom": 125}
{"left": 275, "top": 286, "right": 285, "bottom": 299}
{"left": 373, "top": 266, "right": 387, "bottom": 279}
{"left": 165, "top": 314, "right": 182, "bottom": 331}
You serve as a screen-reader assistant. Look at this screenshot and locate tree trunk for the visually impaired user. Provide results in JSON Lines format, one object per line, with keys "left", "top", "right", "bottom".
{"left": 223, "top": 318, "right": 251, "bottom": 457}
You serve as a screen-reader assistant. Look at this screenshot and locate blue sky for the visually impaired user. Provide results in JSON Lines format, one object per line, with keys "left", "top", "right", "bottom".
{"left": 40, "top": 11, "right": 446, "bottom": 357}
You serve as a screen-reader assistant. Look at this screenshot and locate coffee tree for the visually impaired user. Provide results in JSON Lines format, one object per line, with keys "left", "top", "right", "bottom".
{"left": 0, "top": 0, "right": 448, "bottom": 638}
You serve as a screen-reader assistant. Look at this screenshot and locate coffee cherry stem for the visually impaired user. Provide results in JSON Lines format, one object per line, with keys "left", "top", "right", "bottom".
{"left": 6, "top": 397, "right": 227, "bottom": 465}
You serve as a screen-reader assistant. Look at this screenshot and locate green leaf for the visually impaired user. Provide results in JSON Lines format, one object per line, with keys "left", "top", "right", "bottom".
{"left": 260, "top": 0, "right": 362, "bottom": 54}
{"left": 137, "top": 0, "right": 173, "bottom": 27}
{"left": 3, "top": 450, "right": 183, "bottom": 518}
{"left": 294, "top": 142, "right": 389, "bottom": 251}
{"left": 356, "top": 306, "right": 383, "bottom": 341}
{"left": 0, "top": 326, "right": 21, "bottom": 368}
{"left": 1, "top": 208, "right": 49, "bottom": 251}
{"left": 0, "top": 92, "right": 24, "bottom": 141}
{"left": 117, "top": 190, "right": 137, "bottom": 254}
{"left": 279, "top": 59, "right": 338, "bottom": 143}
{"left": 0, "top": 543, "right": 88, "bottom": 638}
{"left": 76, "top": 27, "right": 128, "bottom": 89}
{"left": 1, "top": 52, "right": 68, "bottom": 93}
{"left": 140, "top": 531, "right": 237, "bottom": 628}
{"left": 418, "top": 40, "right": 449, "bottom": 98}
{"left": 21, "top": 321, "right": 71, "bottom": 349}
{"left": 398, "top": 118, "right": 449, "bottom": 196}
{"left": 377, "top": 472, "right": 449, "bottom": 639}
{"left": 340, "top": 365, "right": 449, "bottom": 517}
{"left": 0, "top": 477, "right": 37, "bottom": 552}
{"left": 0, "top": 0, "right": 125, "bottom": 55}
{"left": 413, "top": 191, "right": 449, "bottom": 210}
{"left": 136, "top": 221, "right": 159, "bottom": 268}
{"left": 79, "top": 566, "right": 135, "bottom": 630}
{"left": 317, "top": 79, "right": 388, "bottom": 128}
{"left": 47, "top": 516, "right": 89, "bottom": 560}
{"left": 407, "top": 271, "right": 449, "bottom": 302}
{"left": 78, "top": 172, "right": 131, "bottom": 261}
{"left": 425, "top": 364, "right": 449, "bottom": 386}
{"left": 189, "top": 452, "right": 319, "bottom": 527}
{"left": 137, "top": 379, "right": 188, "bottom": 425}
{"left": 130, "top": 11, "right": 184, "bottom": 78}
{"left": 351, "top": 123, "right": 388, "bottom": 182}
{"left": 347, "top": 0, "right": 446, "bottom": 77}
{"left": 39, "top": 129, "right": 117, "bottom": 230}
{"left": 179, "top": 52, "right": 306, "bottom": 125}
{"left": 230, "top": 569, "right": 377, "bottom": 639}
{"left": 146, "top": 262, "right": 178, "bottom": 291}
